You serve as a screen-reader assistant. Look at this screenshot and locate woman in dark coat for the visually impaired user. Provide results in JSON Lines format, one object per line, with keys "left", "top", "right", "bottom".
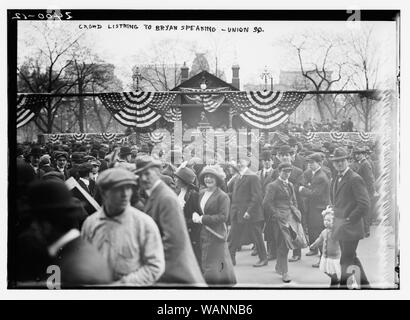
{"left": 174, "top": 166, "right": 202, "bottom": 267}
{"left": 193, "top": 165, "right": 236, "bottom": 286}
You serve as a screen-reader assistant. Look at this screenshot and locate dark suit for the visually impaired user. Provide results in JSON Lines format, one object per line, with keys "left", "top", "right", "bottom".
{"left": 77, "top": 179, "right": 96, "bottom": 198}
{"left": 262, "top": 179, "right": 298, "bottom": 274}
{"left": 199, "top": 188, "right": 236, "bottom": 286}
{"left": 300, "top": 168, "right": 330, "bottom": 247}
{"left": 144, "top": 180, "right": 205, "bottom": 285}
{"left": 331, "top": 168, "right": 370, "bottom": 287}
{"left": 354, "top": 159, "right": 375, "bottom": 234}
{"left": 228, "top": 169, "right": 267, "bottom": 262}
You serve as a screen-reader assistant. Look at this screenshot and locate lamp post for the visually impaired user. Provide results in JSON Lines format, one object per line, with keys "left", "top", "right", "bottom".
{"left": 260, "top": 66, "right": 273, "bottom": 91}
{"left": 132, "top": 66, "right": 142, "bottom": 91}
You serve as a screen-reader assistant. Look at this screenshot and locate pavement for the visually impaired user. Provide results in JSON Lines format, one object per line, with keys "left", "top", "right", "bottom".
{"left": 233, "top": 225, "right": 397, "bottom": 288}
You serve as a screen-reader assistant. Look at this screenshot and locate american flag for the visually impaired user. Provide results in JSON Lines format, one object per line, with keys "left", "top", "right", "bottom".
{"left": 98, "top": 91, "right": 179, "bottom": 128}
{"left": 180, "top": 87, "right": 229, "bottom": 112}
{"left": 226, "top": 91, "right": 306, "bottom": 130}
{"left": 16, "top": 94, "right": 48, "bottom": 128}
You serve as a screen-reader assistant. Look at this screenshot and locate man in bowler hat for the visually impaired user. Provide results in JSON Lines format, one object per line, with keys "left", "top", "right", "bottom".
{"left": 329, "top": 148, "right": 370, "bottom": 288}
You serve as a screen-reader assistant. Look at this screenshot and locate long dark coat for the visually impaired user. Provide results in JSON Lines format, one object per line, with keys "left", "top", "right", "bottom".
{"left": 331, "top": 168, "right": 370, "bottom": 241}
{"left": 262, "top": 179, "right": 299, "bottom": 249}
{"left": 181, "top": 188, "right": 202, "bottom": 267}
{"left": 354, "top": 159, "right": 375, "bottom": 196}
{"left": 299, "top": 168, "right": 331, "bottom": 234}
{"left": 199, "top": 188, "right": 236, "bottom": 286}
{"left": 144, "top": 181, "right": 205, "bottom": 286}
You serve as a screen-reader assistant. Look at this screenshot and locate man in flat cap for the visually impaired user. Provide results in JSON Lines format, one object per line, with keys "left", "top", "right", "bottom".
{"left": 299, "top": 153, "right": 331, "bottom": 266}
{"left": 81, "top": 168, "right": 165, "bottom": 286}
{"left": 53, "top": 151, "right": 70, "bottom": 180}
{"left": 329, "top": 148, "right": 370, "bottom": 288}
{"left": 262, "top": 162, "right": 300, "bottom": 283}
{"left": 135, "top": 155, "right": 205, "bottom": 286}
{"left": 271, "top": 144, "right": 305, "bottom": 262}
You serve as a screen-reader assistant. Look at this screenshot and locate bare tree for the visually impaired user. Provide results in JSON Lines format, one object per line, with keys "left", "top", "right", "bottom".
{"left": 284, "top": 33, "right": 351, "bottom": 121}
{"left": 343, "top": 27, "right": 380, "bottom": 131}
{"left": 17, "top": 22, "right": 85, "bottom": 133}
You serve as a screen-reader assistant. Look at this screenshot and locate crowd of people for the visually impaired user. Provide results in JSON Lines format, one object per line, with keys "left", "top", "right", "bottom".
{"left": 12, "top": 135, "right": 379, "bottom": 288}
{"left": 276, "top": 117, "right": 357, "bottom": 133}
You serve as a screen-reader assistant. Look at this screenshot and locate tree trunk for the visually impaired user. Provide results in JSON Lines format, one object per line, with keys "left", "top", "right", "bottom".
{"left": 315, "top": 95, "right": 326, "bottom": 121}
{"left": 78, "top": 80, "right": 84, "bottom": 132}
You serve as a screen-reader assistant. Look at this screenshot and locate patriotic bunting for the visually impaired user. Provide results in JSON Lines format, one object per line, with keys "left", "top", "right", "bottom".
{"left": 73, "top": 133, "right": 86, "bottom": 142}
{"left": 98, "top": 91, "right": 179, "bottom": 128}
{"left": 330, "top": 132, "right": 345, "bottom": 141}
{"left": 49, "top": 134, "right": 61, "bottom": 143}
{"left": 101, "top": 132, "right": 118, "bottom": 142}
{"left": 148, "top": 131, "right": 167, "bottom": 144}
{"left": 17, "top": 94, "right": 49, "bottom": 128}
{"left": 358, "top": 132, "right": 370, "bottom": 141}
{"left": 226, "top": 91, "right": 306, "bottom": 129}
{"left": 180, "top": 87, "right": 229, "bottom": 112}
{"left": 302, "top": 132, "right": 317, "bottom": 142}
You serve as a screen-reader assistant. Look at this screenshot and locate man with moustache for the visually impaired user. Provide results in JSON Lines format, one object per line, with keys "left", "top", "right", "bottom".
{"left": 135, "top": 155, "right": 205, "bottom": 286}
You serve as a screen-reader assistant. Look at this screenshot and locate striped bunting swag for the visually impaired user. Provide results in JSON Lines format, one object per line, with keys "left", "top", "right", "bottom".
{"left": 98, "top": 91, "right": 179, "bottom": 127}
{"left": 49, "top": 134, "right": 61, "bottom": 143}
{"left": 330, "top": 132, "right": 345, "bottom": 141}
{"left": 17, "top": 94, "right": 48, "bottom": 128}
{"left": 148, "top": 131, "right": 166, "bottom": 144}
{"left": 73, "top": 133, "right": 86, "bottom": 142}
{"left": 180, "top": 87, "right": 229, "bottom": 112}
{"left": 358, "top": 131, "right": 370, "bottom": 141}
{"left": 101, "top": 132, "right": 118, "bottom": 142}
{"left": 226, "top": 91, "right": 306, "bottom": 129}
{"left": 302, "top": 132, "right": 317, "bottom": 142}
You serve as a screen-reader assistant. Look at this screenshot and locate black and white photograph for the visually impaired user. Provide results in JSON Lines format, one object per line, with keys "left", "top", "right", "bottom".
{"left": 7, "top": 7, "right": 400, "bottom": 292}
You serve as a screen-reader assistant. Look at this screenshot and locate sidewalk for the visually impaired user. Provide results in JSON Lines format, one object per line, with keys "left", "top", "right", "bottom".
{"left": 233, "top": 226, "right": 397, "bottom": 288}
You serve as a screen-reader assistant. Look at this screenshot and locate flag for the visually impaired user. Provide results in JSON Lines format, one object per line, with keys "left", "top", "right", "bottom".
{"left": 17, "top": 94, "right": 48, "bottom": 128}
{"left": 180, "top": 87, "right": 229, "bottom": 112}
{"left": 226, "top": 91, "right": 306, "bottom": 130}
{"left": 98, "top": 91, "right": 179, "bottom": 127}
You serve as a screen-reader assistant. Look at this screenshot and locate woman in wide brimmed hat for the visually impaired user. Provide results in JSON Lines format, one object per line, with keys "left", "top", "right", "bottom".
{"left": 174, "top": 166, "right": 202, "bottom": 267}
{"left": 193, "top": 165, "right": 237, "bottom": 286}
